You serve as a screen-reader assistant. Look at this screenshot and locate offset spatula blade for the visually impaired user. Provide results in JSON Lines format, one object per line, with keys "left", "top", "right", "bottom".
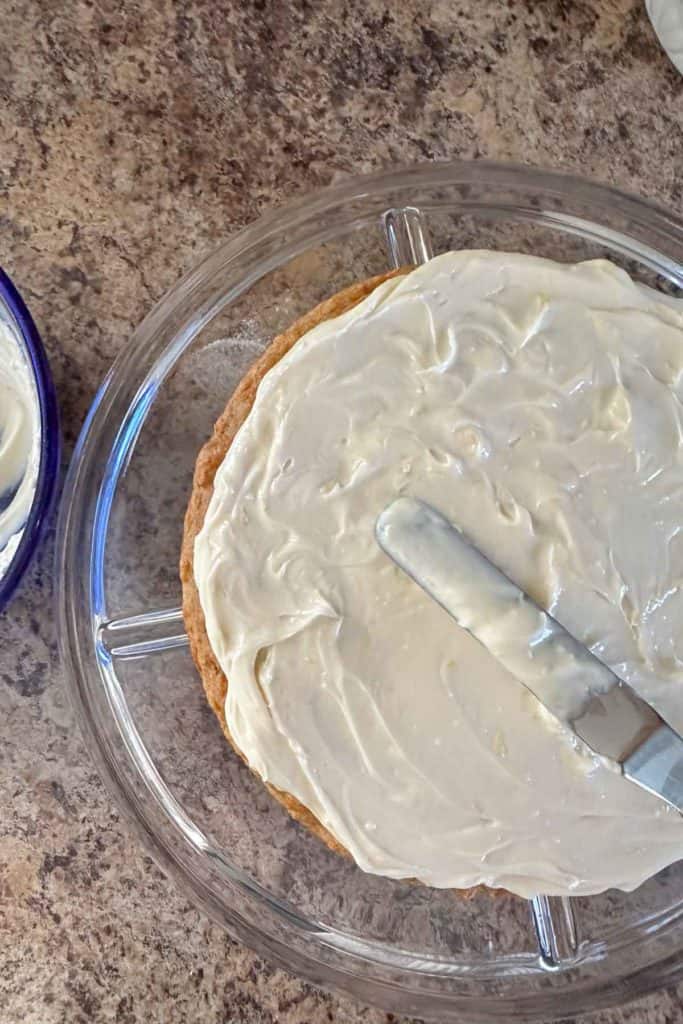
{"left": 624, "top": 724, "right": 683, "bottom": 810}
{"left": 376, "top": 497, "right": 683, "bottom": 813}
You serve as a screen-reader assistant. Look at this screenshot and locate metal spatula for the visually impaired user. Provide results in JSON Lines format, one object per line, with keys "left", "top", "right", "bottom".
{"left": 376, "top": 497, "right": 683, "bottom": 813}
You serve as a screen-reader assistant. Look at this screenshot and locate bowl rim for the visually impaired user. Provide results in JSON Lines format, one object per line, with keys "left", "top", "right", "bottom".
{"left": 56, "top": 159, "right": 683, "bottom": 1021}
{"left": 0, "top": 268, "right": 60, "bottom": 611}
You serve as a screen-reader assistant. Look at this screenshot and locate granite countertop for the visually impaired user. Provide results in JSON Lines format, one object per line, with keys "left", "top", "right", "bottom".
{"left": 2, "top": 1, "right": 683, "bottom": 1021}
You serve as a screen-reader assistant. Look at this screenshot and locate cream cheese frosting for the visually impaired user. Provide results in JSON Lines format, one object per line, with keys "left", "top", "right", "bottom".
{"left": 194, "top": 251, "right": 683, "bottom": 898}
{"left": 0, "top": 319, "right": 40, "bottom": 574}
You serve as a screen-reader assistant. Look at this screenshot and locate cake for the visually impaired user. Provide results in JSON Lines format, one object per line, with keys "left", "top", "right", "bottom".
{"left": 181, "top": 251, "right": 683, "bottom": 898}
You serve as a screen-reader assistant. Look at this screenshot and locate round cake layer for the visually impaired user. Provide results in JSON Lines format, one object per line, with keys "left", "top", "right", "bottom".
{"left": 186, "top": 252, "right": 683, "bottom": 897}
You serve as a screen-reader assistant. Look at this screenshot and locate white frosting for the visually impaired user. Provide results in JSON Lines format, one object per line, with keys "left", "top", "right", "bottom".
{"left": 0, "top": 318, "right": 40, "bottom": 575}
{"left": 195, "top": 251, "right": 683, "bottom": 897}
{"left": 376, "top": 497, "right": 619, "bottom": 726}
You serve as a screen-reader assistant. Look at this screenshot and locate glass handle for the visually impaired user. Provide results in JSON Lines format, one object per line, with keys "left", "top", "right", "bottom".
{"left": 97, "top": 606, "right": 188, "bottom": 660}
{"left": 382, "top": 207, "right": 433, "bottom": 268}
{"left": 530, "top": 894, "right": 579, "bottom": 968}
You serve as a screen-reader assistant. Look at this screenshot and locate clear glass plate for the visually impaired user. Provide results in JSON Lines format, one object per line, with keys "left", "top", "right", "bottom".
{"left": 57, "top": 161, "right": 683, "bottom": 1022}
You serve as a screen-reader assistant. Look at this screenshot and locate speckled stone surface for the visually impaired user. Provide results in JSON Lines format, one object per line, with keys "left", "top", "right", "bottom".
{"left": 2, "top": 1, "right": 683, "bottom": 1022}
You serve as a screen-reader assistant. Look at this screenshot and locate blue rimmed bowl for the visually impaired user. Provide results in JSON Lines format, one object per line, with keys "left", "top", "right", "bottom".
{"left": 0, "top": 268, "right": 60, "bottom": 610}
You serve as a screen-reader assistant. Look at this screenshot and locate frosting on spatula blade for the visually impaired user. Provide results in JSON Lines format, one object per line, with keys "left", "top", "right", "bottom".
{"left": 376, "top": 497, "right": 683, "bottom": 812}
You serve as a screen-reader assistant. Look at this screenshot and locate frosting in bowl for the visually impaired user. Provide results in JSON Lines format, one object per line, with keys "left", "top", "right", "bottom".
{"left": 0, "top": 318, "right": 40, "bottom": 575}
{"left": 647, "top": 0, "right": 683, "bottom": 74}
{"left": 194, "top": 251, "right": 683, "bottom": 897}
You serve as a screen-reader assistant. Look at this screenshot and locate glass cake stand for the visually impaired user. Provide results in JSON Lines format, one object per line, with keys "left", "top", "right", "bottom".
{"left": 57, "top": 161, "right": 683, "bottom": 1021}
